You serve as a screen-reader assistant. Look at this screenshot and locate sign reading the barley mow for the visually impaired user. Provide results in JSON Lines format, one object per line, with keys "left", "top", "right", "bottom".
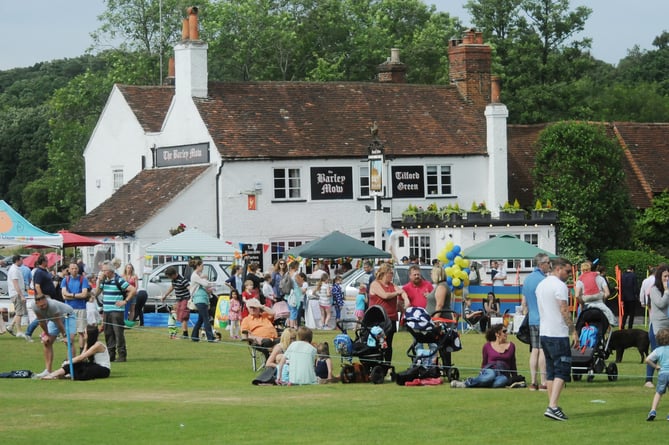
{"left": 310, "top": 167, "right": 353, "bottom": 200}
{"left": 156, "top": 142, "right": 210, "bottom": 167}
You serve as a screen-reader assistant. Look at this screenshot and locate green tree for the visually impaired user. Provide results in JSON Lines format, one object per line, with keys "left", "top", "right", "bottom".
{"left": 635, "top": 191, "right": 669, "bottom": 257}
{"left": 532, "top": 122, "right": 634, "bottom": 259}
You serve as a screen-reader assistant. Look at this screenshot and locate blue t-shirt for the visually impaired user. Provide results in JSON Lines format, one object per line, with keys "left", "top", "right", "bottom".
{"left": 33, "top": 267, "right": 57, "bottom": 299}
{"left": 61, "top": 275, "right": 90, "bottom": 310}
{"left": 356, "top": 293, "right": 366, "bottom": 311}
{"left": 522, "top": 267, "right": 546, "bottom": 326}
{"left": 648, "top": 345, "right": 669, "bottom": 374}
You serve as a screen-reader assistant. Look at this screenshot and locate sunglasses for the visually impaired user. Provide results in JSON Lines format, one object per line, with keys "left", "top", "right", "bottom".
{"left": 501, "top": 329, "right": 508, "bottom": 334}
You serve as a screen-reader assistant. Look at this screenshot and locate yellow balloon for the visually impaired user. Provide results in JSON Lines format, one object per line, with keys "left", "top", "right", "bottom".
{"left": 452, "top": 277, "right": 461, "bottom": 287}
{"left": 461, "top": 259, "right": 470, "bottom": 268}
{"left": 464, "top": 277, "right": 470, "bottom": 286}
{"left": 438, "top": 251, "right": 448, "bottom": 263}
{"left": 452, "top": 265, "right": 461, "bottom": 273}
{"left": 446, "top": 241, "right": 454, "bottom": 252}
{"left": 454, "top": 289, "right": 463, "bottom": 296}
{"left": 458, "top": 270, "right": 468, "bottom": 280}
{"left": 445, "top": 267, "right": 453, "bottom": 276}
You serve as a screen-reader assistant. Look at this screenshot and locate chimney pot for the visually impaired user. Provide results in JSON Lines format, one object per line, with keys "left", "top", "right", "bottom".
{"left": 181, "top": 18, "right": 189, "bottom": 40}
{"left": 390, "top": 48, "right": 400, "bottom": 64}
{"left": 188, "top": 7, "right": 199, "bottom": 41}
{"left": 491, "top": 75, "right": 501, "bottom": 103}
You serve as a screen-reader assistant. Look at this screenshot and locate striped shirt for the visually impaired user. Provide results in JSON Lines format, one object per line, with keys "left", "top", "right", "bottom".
{"left": 100, "top": 274, "right": 130, "bottom": 313}
{"left": 172, "top": 275, "right": 190, "bottom": 301}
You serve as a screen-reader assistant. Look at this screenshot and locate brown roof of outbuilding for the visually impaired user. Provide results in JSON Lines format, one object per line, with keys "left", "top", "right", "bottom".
{"left": 72, "top": 165, "right": 210, "bottom": 235}
{"left": 507, "top": 122, "right": 669, "bottom": 210}
{"left": 116, "top": 85, "right": 174, "bottom": 133}
{"left": 194, "top": 81, "right": 487, "bottom": 160}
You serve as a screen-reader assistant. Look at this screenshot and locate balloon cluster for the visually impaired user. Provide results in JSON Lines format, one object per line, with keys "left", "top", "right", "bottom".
{"left": 437, "top": 241, "right": 470, "bottom": 296}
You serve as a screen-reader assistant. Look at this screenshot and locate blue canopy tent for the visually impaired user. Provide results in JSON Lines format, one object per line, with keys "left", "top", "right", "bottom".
{"left": 0, "top": 200, "right": 62, "bottom": 248}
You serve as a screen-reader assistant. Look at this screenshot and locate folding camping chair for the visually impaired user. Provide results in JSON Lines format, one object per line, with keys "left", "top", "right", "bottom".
{"left": 460, "top": 300, "right": 483, "bottom": 334}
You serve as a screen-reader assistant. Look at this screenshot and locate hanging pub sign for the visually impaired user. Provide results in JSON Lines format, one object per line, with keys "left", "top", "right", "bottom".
{"left": 310, "top": 167, "right": 353, "bottom": 200}
{"left": 156, "top": 142, "right": 210, "bottom": 167}
{"left": 391, "top": 165, "right": 425, "bottom": 198}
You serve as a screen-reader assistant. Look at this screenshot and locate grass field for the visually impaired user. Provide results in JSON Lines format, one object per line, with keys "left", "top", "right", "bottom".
{"left": 0, "top": 322, "right": 662, "bottom": 444}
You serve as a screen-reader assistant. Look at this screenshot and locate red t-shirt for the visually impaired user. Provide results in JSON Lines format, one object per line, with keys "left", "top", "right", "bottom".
{"left": 369, "top": 281, "right": 400, "bottom": 321}
{"left": 402, "top": 280, "right": 433, "bottom": 309}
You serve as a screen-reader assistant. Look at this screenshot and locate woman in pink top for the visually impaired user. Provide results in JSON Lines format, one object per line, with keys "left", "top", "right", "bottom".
{"left": 369, "top": 263, "right": 409, "bottom": 363}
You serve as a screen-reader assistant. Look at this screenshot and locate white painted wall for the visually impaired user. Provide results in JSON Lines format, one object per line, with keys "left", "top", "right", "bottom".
{"left": 83, "top": 86, "right": 152, "bottom": 212}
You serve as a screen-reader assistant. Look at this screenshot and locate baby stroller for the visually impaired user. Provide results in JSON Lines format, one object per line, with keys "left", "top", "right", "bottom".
{"left": 397, "top": 307, "right": 462, "bottom": 384}
{"left": 571, "top": 307, "right": 618, "bottom": 382}
{"left": 336, "top": 305, "right": 396, "bottom": 384}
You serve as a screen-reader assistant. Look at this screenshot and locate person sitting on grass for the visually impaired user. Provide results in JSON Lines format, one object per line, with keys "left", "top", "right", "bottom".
{"left": 41, "top": 325, "right": 110, "bottom": 380}
{"left": 277, "top": 326, "right": 317, "bottom": 385}
{"left": 315, "top": 341, "right": 338, "bottom": 384}
{"left": 450, "top": 323, "right": 519, "bottom": 388}
{"left": 645, "top": 328, "right": 669, "bottom": 421}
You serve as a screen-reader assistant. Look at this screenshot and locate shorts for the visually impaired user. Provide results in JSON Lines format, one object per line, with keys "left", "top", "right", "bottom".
{"left": 74, "top": 309, "right": 87, "bottom": 333}
{"left": 47, "top": 316, "right": 77, "bottom": 337}
{"left": 529, "top": 325, "right": 542, "bottom": 350}
{"left": 10, "top": 295, "right": 27, "bottom": 316}
{"left": 289, "top": 305, "right": 299, "bottom": 321}
{"left": 656, "top": 372, "right": 669, "bottom": 395}
{"left": 540, "top": 336, "right": 572, "bottom": 382}
{"left": 354, "top": 309, "right": 365, "bottom": 319}
{"left": 176, "top": 299, "right": 190, "bottom": 322}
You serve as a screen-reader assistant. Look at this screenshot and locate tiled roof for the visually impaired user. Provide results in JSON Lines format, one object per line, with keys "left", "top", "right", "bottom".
{"left": 116, "top": 85, "right": 174, "bottom": 133}
{"left": 72, "top": 165, "right": 210, "bottom": 235}
{"left": 613, "top": 122, "right": 669, "bottom": 207}
{"left": 507, "top": 122, "right": 666, "bottom": 209}
{"left": 195, "top": 81, "right": 487, "bottom": 159}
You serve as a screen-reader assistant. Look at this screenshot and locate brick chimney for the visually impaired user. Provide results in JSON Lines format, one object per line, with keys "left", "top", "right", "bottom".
{"left": 377, "top": 48, "right": 407, "bottom": 83}
{"left": 448, "top": 29, "right": 491, "bottom": 106}
{"left": 174, "top": 6, "right": 208, "bottom": 98}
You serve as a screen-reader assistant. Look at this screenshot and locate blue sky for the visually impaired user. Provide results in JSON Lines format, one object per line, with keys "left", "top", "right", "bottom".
{"left": 1, "top": 0, "right": 667, "bottom": 70}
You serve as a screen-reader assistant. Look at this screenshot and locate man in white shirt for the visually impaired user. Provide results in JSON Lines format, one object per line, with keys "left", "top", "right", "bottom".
{"left": 639, "top": 268, "right": 656, "bottom": 307}
{"left": 536, "top": 257, "right": 576, "bottom": 421}
{"left": 6, "top": 255, "right": 27, "bottom": 337}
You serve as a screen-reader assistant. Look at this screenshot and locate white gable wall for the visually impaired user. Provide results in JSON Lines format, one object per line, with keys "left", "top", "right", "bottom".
{"left": 84, "top": 86, "right": 152, "bottom": 212}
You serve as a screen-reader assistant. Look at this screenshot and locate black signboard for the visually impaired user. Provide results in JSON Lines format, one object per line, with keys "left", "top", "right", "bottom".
{"left": 156, "top": 142, "right": 210, "bottom": 167}
{"left": 241, "top": 243, "right": 264, "bottom": 273}
{"left": 310, "top": 167, "right": 353, "bottom": 200}
{"left": 391, "top": 165, "right": 424, "bottom": 198}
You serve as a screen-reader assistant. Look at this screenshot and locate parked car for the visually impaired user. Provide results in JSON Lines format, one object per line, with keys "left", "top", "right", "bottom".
{"left": 0, "top": 267, "right": 8, "bottom": 295}
{"left": 142, "top": 261, "right": 233, "bottom": 312}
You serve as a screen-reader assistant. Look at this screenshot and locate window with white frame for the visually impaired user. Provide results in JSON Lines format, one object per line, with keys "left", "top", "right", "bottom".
{"left": 409, "top": 235, "right": 431, "bottom": 263}
{"left": 271, "top": 240, "right": 304, "bottom": 264}
{"left": 523, "top": 233, "right": 539, "bottom": 269}
{"left": 273, "top": 168, "right": 301, "bottom": 200}
{"left": 112, "top": 168, "right": 124, "bottom": 191}
{"left": 359, "top": 165, "right": 370, "bottom": 197}
{"left": 426, "top": 164, "right": 452, "bottom": 195}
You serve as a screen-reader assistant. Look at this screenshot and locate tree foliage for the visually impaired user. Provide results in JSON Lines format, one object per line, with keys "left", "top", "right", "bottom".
{"left": 532, "top": 122, "right": 634, "bottom": 259}
{"left": 634, "top": 191, "right": 669, "bottom": 258}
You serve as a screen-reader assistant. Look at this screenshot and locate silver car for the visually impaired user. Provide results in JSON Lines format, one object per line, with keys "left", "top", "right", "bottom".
{"left": 142, "top": 261, "right": 233, "bottom": 312}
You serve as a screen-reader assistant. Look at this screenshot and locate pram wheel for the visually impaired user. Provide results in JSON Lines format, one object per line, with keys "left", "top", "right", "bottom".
{"left": 606, "top": 363, "right": 618, "bottom": 382}
{"left": 572, "top": 373, "right": 583, "bottom": 382}
{"left": 370, "top": 365, "right": 386, "bottom": 384}
{"left": 447, "top": 368, "right": 459, "bottom": 382}
{"left": 587, "top": 372, "right": 595, "bottom": 383}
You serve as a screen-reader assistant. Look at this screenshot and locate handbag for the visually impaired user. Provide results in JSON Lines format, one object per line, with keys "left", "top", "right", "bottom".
{"left": 187, "top": 297, "right": 197, "bottom": 311}
{"left": 516, "top": 315, "right": 530, "bottom": 344}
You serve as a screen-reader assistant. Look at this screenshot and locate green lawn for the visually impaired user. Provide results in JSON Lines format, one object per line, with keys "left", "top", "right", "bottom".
{"left": 0, "top": 324, "right": 661, "bottom": 444}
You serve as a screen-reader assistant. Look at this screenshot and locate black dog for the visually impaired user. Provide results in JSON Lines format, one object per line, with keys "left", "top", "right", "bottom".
{"left": 608, "top": 329, "right": 649, "bottom": 363}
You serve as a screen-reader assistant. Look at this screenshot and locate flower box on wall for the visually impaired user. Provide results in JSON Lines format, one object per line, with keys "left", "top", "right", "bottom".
{"left": 443, "top": 213, "right": 463, "bottom": 224}
{"left": 499, "top": 211, "right": 527, "bottom": 221}
{"left": 466, "top": 212, "right": 491, "bottom": 223}
{"left": 531, "top": 210, "right": 558, "bottom": 221}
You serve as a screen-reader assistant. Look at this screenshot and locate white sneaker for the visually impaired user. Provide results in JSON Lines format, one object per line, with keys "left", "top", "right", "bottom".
{"left": 450, "top": 380, "right": 466, "bottom": 388}
{"left": 24, "top": 335, "right": 34, "bottom": 343}
{"left": 16, "top": 332, "right": 26, "bottom": 338}
{"left": 33, "top": 369, "right": 50, "bottom": 379}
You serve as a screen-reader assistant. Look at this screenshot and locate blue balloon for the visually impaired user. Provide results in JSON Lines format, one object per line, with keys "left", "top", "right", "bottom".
{"left": 446, "top": 276, "right": 453, "bottom": 285}
{"left": 463, "top": 267, "right": 471, "bottom": 275}
{"left": 453, "top": 245, "right": 461, "bottom": 254}
{"left": 447, "top": 260, "right": 454, "bottom": 267}
{"left": 446, "top": 251, "right": 456, "bottom": 260}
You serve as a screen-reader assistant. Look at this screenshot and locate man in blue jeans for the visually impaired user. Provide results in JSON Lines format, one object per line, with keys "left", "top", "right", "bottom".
{"left": 536, "top": 257, "right": 578, "bottom": 421}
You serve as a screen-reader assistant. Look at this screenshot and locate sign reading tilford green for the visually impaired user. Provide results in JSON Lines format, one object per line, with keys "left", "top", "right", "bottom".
{"left": 156, "top": 142, "right": 210, "bottom": 167}
{"left": 310, "top": 167, "right": 353, "bottom": 200}
{"left": 391, "top": 165, "right": 424, "bottom": 198}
